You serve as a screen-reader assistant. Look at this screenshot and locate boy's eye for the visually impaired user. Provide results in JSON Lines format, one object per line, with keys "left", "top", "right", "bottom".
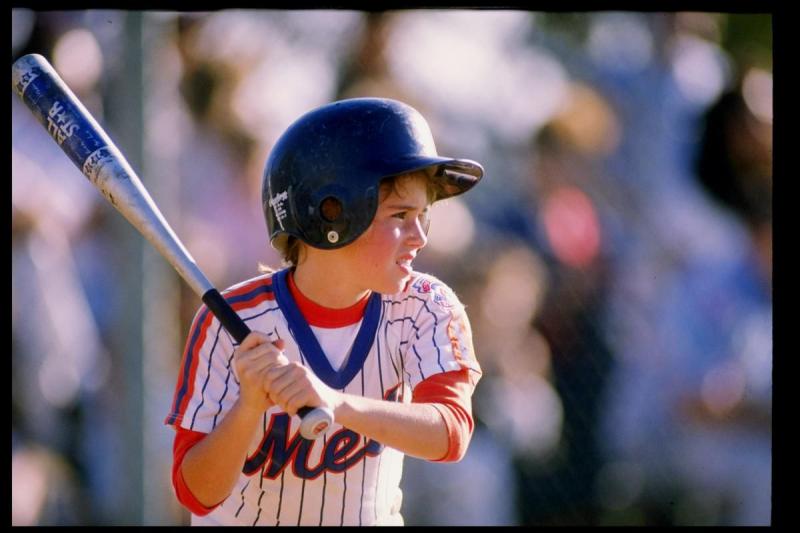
{"left": 390, "top": 209, "right": 430, "bottom": 232}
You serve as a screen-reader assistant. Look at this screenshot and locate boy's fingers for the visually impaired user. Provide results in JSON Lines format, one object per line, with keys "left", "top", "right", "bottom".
{"left": 239, "top": 331, "right": 270, "bottom": 351}
{"left": 238, "top": 334, "right": 283, "bottom": 360}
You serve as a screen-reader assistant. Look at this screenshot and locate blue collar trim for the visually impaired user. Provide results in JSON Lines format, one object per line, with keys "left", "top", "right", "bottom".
{"left": 272, "top": 269, "right": 382, "bottom": 390}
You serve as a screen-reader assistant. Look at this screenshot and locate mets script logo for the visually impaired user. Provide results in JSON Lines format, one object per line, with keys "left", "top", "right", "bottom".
{"left": 269, "top": 191, "right": 289, "bottom": 230}
{"left": 242, "top": 387, "right": 400, "bottom": 480}
{"left": 242, "top": 414, "right": 383, "bottom": 480}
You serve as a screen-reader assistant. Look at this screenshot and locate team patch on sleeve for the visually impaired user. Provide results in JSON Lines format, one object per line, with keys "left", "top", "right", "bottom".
{"left": 411, "top": 275, "right": 460, "bottom": 311}
{"left": 402, "top": 273, "right": 480, "bottom": 388}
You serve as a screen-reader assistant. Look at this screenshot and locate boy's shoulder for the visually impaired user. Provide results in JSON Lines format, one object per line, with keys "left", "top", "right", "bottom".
{"left": 221, "top": 271, "right": 276, "bottom": 297}
{"left": 398, "top": 271, "right": 465, "bottom": 314}
{"left": 211, "top": 272, "right": 278, "bottom": 315}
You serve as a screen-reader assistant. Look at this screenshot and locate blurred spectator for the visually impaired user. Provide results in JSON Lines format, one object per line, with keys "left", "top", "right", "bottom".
{"left": 695, "top": 70, "right": 772, "bottom": 284}
{"left": 173, "top": 14, "right": 280, "bottom": 330}
{"left": 509, "top": 86, "right": 617, "bottom": 525}
{"left": 12, "top": 13, "right": 161, "bottom": 525}
{"left": 595, "top": 44, "right": 772, "bottom": 527}
{"left": 401, "top": 238, "right": 556, "bottom": 526}
{"left": 12, "top": 430, "right": 87, "bottom": 526}
{"left": 337, "top": 12, "right": 406, "bottom": 102}
{"left": 12, "top": 105, "right": 120, "bottom": 524}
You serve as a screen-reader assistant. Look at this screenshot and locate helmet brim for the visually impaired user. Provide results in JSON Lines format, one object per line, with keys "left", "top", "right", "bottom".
{"left": 370, "top": 156, "right": 484, "bottom": 200}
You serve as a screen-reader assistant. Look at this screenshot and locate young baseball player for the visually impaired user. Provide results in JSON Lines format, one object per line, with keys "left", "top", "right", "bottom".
{"left": 164, "top": 98, "right": 484, "bottom": 526}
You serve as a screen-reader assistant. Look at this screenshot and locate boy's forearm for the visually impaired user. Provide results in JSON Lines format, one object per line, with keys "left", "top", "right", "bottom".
{"left": 180, "top": 399, "right": 264, "bottom": 507}
{"left": 180, "top": 393, "right": 451, "bottom": 508}
{"left": 333, "top": 394, "right": 449, "bottom": 461}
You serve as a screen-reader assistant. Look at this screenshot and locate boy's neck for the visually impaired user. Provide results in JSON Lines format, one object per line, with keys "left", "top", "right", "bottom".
{"left": 292, "top": 260, "right": 371, "bottom": 310}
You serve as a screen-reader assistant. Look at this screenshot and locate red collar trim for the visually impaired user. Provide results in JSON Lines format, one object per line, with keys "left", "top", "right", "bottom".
{"left": 286, "top": 271, "right": 370, "bottom": 328}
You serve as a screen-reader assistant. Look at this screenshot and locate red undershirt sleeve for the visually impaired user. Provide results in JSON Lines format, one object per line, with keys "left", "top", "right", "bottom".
{"left": 171, "top": 427, "right": 223, "bottom": 516}
{"left": 411, "top": 367, "right": 477, "bottom": 463}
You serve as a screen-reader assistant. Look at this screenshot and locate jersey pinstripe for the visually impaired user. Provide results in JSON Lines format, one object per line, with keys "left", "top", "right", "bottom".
{"left": 164, "top": 268, "right": 480, "bottom": 526}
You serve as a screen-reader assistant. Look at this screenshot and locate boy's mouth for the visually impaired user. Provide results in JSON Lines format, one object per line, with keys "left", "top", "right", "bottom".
{"left": 396, "top": 254, "right": 415, "bottom": 273}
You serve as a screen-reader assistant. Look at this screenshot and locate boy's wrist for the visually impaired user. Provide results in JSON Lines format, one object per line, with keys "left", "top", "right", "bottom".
{"left": 332, "top": 392, "right": 355, "bottom": 423}
{"left": 233, "top": 396, "right": 268, "bottom": 420}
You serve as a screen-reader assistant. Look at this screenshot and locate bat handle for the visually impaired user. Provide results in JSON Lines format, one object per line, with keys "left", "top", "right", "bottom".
{"left": 201, "top": 289, "right": 334, "bottom": 440}
{"left": 201, "top": 288, "right": 252, "bottom": 344}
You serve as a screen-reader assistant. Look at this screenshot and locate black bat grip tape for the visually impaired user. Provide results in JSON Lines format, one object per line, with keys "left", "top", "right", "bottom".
{"left": 201, "top": 288, "right": 252, "bottom": 344}
{"left": 201, "top": 289, "right": 313, "bottom": 418}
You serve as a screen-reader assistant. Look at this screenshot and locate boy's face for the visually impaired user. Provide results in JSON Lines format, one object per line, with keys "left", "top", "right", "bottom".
{"left": 338, "top": 172, "right": 430, "bottom": 294}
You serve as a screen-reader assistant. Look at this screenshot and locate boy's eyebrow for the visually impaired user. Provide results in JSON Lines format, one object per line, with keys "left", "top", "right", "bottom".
{"left": 382, "top": 203, "right": 429, "bottom": 210}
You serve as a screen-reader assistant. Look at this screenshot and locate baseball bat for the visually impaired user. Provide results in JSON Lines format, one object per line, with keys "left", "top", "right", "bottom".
{"left": 12, "top": 53, "right": 333, "bottom": 440}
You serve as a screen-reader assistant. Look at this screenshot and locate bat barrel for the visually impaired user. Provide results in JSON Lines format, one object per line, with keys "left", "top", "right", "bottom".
{"left": 12, "top": 53, "right": 215, "bottom": 299}
{"left": 13, "top": 54, "right": 111, "bottom": 174}
{"left": 13, "top": 53, "right": 334, "bottom": 440}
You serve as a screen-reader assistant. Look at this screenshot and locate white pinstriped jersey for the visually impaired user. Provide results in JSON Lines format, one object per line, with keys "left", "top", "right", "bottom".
{"left": 165, "top": 268, "right": 481, "bottom": 526}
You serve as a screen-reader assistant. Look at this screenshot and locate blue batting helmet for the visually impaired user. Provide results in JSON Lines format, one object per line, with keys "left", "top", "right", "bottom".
{"left": 262, "top": 97, "right": 483, "bottom": 250}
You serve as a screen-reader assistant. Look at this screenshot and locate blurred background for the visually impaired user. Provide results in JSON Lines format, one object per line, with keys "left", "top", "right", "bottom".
{"left": 11, "top": 9, "right": 773, "bottom": 526}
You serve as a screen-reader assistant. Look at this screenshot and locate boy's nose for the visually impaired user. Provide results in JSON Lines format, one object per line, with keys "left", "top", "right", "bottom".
{"left": 408, "top": 217, "right": 428, "bottom": 249}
